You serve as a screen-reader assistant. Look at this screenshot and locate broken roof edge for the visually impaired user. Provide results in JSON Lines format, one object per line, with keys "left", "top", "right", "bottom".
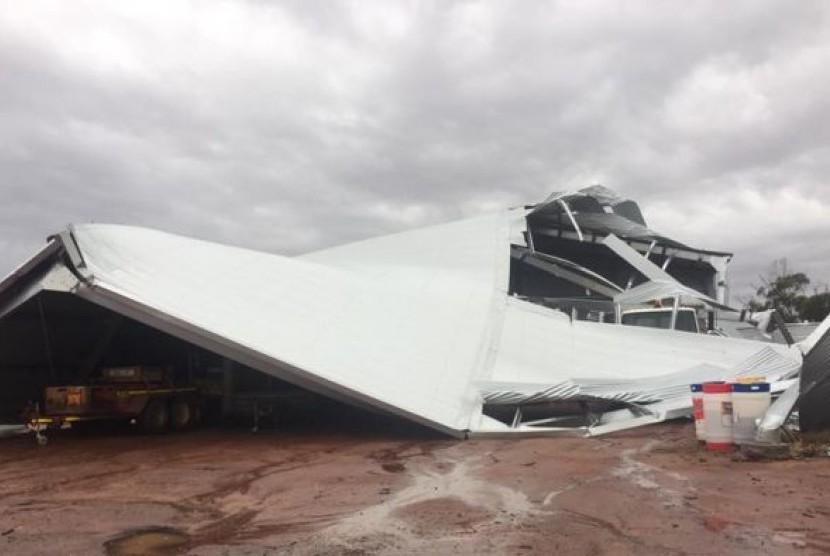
{"left": 798, "top": 311, "right": 830, "bottom": 355}
{"left": 527, "top": 186, "right": 733, "bottom": 259}
{"left": 0, "top": 238, "right": 61, "bottom": 301}
{"left": 604, "top": 234, "right": 736, "bottom": 311}
{"left": 614, "top": 280, "right": 736, "bottom": 312}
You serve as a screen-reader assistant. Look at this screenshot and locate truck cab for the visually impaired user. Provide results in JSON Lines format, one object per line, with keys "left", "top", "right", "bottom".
{"left": 621, "top": 307, "right": 701, "bottom": 333}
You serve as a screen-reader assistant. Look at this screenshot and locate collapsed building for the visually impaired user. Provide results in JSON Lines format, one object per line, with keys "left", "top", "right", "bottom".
{"left": 0, "top": 186, "right": 826, "bottom": 438}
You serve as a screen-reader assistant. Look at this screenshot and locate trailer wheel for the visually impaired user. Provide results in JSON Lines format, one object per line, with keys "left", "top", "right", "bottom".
{"left": 189, "top": 403, "right": 203, "bottom": 427}
{"left": 169, "top": 399, "right": 192, "bottom": 431}
{"left": 139, "top": 399, "right": 169, "bottom": 433}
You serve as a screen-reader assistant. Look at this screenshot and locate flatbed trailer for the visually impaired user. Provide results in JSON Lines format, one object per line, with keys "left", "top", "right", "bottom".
{"left": 26, "top": 366, "right": 208, "bottom": 444}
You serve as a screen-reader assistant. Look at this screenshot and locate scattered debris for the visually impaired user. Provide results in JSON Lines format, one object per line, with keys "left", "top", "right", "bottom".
{"left": 733, "top": 442, "right": 790, "bottom": 462}
{"left": 787, "top": 431, "right": 830, "bottom": 459}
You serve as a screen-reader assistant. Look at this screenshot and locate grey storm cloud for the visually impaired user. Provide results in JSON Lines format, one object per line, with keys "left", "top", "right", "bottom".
{"left": 1, "top": 0, "right": 829, "bottom": 301}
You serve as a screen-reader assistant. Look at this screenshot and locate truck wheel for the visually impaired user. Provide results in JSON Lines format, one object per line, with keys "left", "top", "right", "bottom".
{"left": 139, "top": 399, "right": 169, "bottom": 433}
{"left": 169, "top": 399, "right": 192, "bottom": 431}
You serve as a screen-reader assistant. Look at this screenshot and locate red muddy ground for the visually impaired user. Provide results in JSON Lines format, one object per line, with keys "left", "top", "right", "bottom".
{"left": 1, "top": 420, "right": 830, "bottom": 555}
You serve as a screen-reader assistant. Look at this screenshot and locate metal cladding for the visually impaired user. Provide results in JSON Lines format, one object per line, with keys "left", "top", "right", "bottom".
{"left": 527, "top": 185, "right": 711, "bottom": 250}
{"left": 0, "top": 186, "right": 823, "bottom": 437}
{"left": 798, "top": 325, "right": 830, "bottom": 432}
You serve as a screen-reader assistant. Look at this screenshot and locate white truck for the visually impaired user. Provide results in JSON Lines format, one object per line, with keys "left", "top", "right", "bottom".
{"left": 621, "top": 307, "right": 702, "bottom": 333}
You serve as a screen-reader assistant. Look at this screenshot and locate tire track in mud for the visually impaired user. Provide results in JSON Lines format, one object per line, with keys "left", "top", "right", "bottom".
{"left": 230, "top": 441, "right": 459, "bottom": 546}
{"left": 190, "top": 458, "right": 309, "bottom": 505}
{"left": 176, "top": 441, "right": 452, "bottom": 550}
{"left": 179, "top": 440, "right": 469, "bottom": 553}
{"left": 0, "top": 464, "right": 141, "bottom": 498}
{"left": 575, "top": 438, "right": 793, "bottom": 555}
{"left": 367, "top": 439, "right": 456, "bottom": 472}
{"left": 569, "top": 440, "right": 702, "bottom": 540}
{"left": 175, "top": 450, "right": 326, "bottom": 549}
{"left": 557, "top": 508, "right": 687, "bottom": 555}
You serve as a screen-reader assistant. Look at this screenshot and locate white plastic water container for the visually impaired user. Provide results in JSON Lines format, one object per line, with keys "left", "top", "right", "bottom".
{"left": 690, "top": 384, "right": 705, "bottom": 442}
{"left": 731, "top": 382, "right": 771, "bottom": 444}
{"left": 703, "top": 382, "right": 733, "bottom": 450}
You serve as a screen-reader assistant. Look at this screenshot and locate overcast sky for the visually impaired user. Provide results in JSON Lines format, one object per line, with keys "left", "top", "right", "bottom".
{"left": 1, "top": 0, "right": 829, "bottom": 302}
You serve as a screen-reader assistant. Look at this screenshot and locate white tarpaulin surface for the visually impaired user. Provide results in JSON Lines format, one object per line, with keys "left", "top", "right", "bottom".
{"left": 71, "top": 214, "right": 509, "bottom": 435}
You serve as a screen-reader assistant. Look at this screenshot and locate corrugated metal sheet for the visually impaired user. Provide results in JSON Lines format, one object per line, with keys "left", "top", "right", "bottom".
{"left": 482, "top": 342, "right": 799, "bottom": 407}
{"left": 479, "top": 296, "right": 803, "bottom": 433}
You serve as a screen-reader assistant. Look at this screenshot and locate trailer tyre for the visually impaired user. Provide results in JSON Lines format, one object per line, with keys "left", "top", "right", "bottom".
{"left": 169, "top": 399, "right": 192, "bottom": 431}
{"left": 139, "top": 399, "right": 169, "bottom": 433}
{"left": 189, "top": 403, "right": 203, "bottom": 427}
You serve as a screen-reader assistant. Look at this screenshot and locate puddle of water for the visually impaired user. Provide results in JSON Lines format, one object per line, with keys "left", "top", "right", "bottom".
{"left": 104, "top": 527, "right": 189, "bottom": 556}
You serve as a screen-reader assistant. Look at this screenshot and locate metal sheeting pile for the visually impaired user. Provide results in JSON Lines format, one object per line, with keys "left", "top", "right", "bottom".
{"left": 478, "top": 290, "right": 807, "bottom": 435}
{"left": 481, "top": 346, "right": 800, "bottom": 414}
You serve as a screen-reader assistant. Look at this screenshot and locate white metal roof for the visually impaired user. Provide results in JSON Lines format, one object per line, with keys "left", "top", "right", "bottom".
{"left": 0, "top": 206, "right": 817, "bottom": 437}
{"left": 66, "top": 213, "right": 508, "bottom": 435}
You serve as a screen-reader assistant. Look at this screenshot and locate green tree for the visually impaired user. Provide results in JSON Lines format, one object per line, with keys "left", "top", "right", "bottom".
{"left": 800, "top": 291, "right": 830, "bottom": 322}
{"left": 748, "top": 258, "right": 809, "bottom": 322}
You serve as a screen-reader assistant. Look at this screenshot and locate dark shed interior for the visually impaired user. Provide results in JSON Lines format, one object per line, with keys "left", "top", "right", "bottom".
{"left": 0, "top": 290, "right": 417, "bottom": 435}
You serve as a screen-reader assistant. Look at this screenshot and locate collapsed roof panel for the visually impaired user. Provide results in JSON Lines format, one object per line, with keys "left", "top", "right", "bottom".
{"left": 528, "top": 186, "right": 689, "bottom": 249}
{"left": 60, "top": 215, "right": 511, "bottom": 436}
{"left": 0, "top": 186, "right": 822, "bottom": 437}
{"left": 489, "top": 297, "right": 796, "bottom": 387}
{"left": 524, "top": 186, "right": 732, "bottom": 304}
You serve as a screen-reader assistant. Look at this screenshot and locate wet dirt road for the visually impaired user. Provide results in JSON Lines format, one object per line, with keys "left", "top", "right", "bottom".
{"left": 2, "top": 421, "right": 830, "bottom": 555}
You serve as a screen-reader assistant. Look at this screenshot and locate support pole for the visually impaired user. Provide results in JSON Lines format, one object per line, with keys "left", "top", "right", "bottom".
{"left": 222, "top": 358, "right": 234, "bottom": 418}
{"left": 669, "top": 296, "right": 680, "bottom": 330}
{"left": 37, "top": 296, "right": 56, "bottom": 383}
{"left": 79, "top": 315, "right": 122, "bottom": 380}
{"left": 526, "top": 221, "right": 536, "bottom": 253}
{"left": 557, "top": 199, "right": 584, "bottom": 241}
